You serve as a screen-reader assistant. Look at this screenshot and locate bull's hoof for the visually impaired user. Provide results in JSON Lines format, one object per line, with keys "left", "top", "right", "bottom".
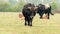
{"left": 28, "top": 24, "right": 32, "bottom": 26}
{"left": 28, "top": 25, "right": 32, "bottom": 26}
{"left": 25, "top": 24, "right": 27, "bottom": 26}
{"left": 40, "top": 17, "right": 43, "bottom": 19}
{"left": 25, "top": 23, "right": 27, "bottom": 26}
{"left": 40, "top": 18, "right": 43, "bottom": 19}
{"left": 48, "top": 17, "right": 50, "bottom": 19}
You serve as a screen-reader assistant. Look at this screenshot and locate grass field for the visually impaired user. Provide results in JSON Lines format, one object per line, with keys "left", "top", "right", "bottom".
{"left": 0, "top": 12, "right": 60, "bottom": 34}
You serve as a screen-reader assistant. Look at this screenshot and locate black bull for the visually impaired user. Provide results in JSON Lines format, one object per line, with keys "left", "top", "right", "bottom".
{"left": 22, "top": 3, "right": 54, "bottom": 26}
{"left": 22, "top": 3, "right": 38, "bottom": 26}
{"left": 37, "top": 4, "right": 54, "bottom": 19}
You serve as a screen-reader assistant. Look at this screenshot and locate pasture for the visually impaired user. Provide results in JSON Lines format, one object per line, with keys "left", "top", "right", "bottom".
{"left": 0, "top": 12, "right": 60, "bottom": 34}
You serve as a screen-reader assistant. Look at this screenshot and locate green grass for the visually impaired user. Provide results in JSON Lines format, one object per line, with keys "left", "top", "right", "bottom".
{"left": 0, "top": 12, "right": 60, "bottom": 34}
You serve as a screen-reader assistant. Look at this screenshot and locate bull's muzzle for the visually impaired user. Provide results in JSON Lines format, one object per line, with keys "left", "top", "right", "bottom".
{"left": 30, "top": 16, "right": 33, "bottom": 18}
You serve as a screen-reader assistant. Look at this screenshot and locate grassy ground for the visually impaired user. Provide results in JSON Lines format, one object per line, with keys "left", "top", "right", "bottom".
{"left": 0, "top": 12, "right": 60, "bottom": 34}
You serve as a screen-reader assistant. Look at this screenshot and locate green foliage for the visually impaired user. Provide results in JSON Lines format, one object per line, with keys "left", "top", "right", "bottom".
{"left": 8, "top": 1, "right": 26, "bottom": 12}
{"left": 0, "top": 0, "right": 58, "bottom": 12}
{"left": 0, "top": 2, "right": 10, "bottom": 12}
{"left": 0, "top": 0, "right": 26, "bottom": 12}
{"left": 17, "top": 1, "right": 26, "bottom": 12}
{"left": 51, "top": 2, "right": 57, "bottom": 10}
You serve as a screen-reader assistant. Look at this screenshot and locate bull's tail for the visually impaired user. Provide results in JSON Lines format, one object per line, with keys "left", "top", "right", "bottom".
{"left": 50, "top": 12, "right": 54, "bottom": 15}
{"left": 50, "top": 5, "right": 54, "bottom": 15}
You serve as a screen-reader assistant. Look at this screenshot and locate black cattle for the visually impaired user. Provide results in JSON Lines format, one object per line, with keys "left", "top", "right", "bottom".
{"left": 22, "top": 3, "right": 37, "bottom": 26}
{"left": 37, "top": 4, "right": 54, "bottom": 19}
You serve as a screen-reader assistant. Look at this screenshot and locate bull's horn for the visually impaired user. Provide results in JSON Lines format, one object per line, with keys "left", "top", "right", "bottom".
{"left": 28, "top": 7, "right": 31, "bottom": 9}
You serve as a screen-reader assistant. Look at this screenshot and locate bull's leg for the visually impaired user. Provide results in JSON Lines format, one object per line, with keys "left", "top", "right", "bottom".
{"left": 40, "top": 15, "right": 43, "bottom": 19}
{"left": 28, "top": 21, "right": 32, "bottom": 26}
{"left": 25, "top": 20, "right": 27, "bottom": 26}
{"left": 28, "top": 20, "right": 32, "bottom": 26}
{"left": 40, "top": 12, "right": 44, "bottom": 19}
{"left": 28, "top": 18, "right": 33, "bottom": 26}
{"left": 47, "top": 13, "right": 50, "bottom": 19}
{"left": 25, "top": 18, "right": 27, "bottom": 26}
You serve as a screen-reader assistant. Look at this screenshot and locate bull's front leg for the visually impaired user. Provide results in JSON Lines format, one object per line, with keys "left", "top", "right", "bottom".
{"left": 40, "top": 15, "right": 43, "bottom": 19}
{"left": 40, "top": 13, "right": 44, "bottom": 19}
{"left": 28, "top": 18, "right": 33, "bottom": 26}
{"left": 40, "top": 11, "right": 45, "bottom": 19}
{"left": 25, "top": 18, "right": 28, "bottom": 26}
{"left": 25, "top": 20, "right": 27, "bottom": 26}
{"left": 47, "top": 13, "right": 50, "bottom": 19}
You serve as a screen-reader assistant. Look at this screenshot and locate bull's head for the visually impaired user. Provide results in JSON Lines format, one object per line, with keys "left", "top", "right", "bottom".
{"left": 27, "top": 6, "right": 38, "bottom": 18}
{"left": 28, "top": 6, "right": 38, "bottom": 12}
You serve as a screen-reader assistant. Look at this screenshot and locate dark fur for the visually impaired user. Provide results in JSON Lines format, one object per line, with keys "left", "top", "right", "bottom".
{"left": 22, "top": 3, "right": 37, "bottom": 26}
{"left": 37, "top": 4, "right": 54, "bottom": 19}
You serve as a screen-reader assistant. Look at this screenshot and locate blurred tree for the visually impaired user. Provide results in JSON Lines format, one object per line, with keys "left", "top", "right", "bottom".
{"left": 0, "top": 0, "right": 10, "bottom": 12}
{"left": 0, "top": 0, "right": 59, "bottom": 12}
{"left": 8, "top": 0, "right": 26, "bottom": 12}
{"left": 51, "top": 0, "right": 57, "bottom": 10}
